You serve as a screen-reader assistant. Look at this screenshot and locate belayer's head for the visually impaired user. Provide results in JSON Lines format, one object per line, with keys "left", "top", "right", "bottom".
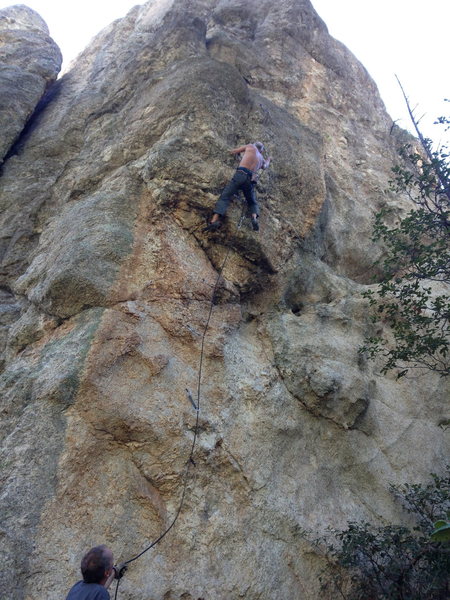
{"left": 254, "top": 141, "right": 265, "bottom": 153}
{"left": 81, "top": 545, "right": 114, "bottom": 585}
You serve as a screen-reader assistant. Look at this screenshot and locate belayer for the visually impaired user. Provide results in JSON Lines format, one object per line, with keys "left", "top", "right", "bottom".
{"left": 65, "top": 545, "right": 126, "bottom": 600}
{"left": 204, "top": 142, "right": 272, "bottom": 232}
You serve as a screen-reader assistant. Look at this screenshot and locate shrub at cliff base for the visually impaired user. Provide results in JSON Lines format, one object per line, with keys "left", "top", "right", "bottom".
{"left": 319, "top": 468, "right": 450, "bottom": 599}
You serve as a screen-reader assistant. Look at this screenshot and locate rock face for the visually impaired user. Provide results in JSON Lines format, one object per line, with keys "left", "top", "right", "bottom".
{"left": 0, "top": 1, "right": 448, "bottom": 599}
{"left": 0, "top": 4, "right": 62, "bottom": 164}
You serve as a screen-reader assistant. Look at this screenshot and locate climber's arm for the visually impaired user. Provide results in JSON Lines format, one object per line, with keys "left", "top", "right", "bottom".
{"left": 229, "top": 145, "right": 248, "bottom": 155}
{"left": 261, "top": 156, "right": 272, "bottom": 169}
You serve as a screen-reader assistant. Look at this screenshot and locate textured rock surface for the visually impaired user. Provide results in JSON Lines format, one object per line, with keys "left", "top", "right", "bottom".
{"left": 0, "top": 1, "right": 448, "bottom": 599}
{"left": 0, "top": 4, "right": 62, "bottom": 164}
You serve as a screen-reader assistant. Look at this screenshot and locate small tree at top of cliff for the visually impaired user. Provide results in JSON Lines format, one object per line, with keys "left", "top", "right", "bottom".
{"left": 361, "top": 90, "right": 450, "bottom": 377}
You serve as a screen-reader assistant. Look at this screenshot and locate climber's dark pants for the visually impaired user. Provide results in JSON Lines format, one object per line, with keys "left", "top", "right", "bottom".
{"left": 214, "top": 167, "right": 259, "bottom": 217}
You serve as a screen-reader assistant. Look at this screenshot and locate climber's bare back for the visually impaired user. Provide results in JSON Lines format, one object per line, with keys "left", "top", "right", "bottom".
{"left": 230, "top": 144, "right": 267, "bottom": 172}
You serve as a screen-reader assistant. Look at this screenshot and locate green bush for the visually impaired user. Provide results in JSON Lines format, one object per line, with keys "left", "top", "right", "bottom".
{"left": 320, "top": 468, "right": 450, "bottom": 599}
{"left": 361, "top": 105, "right": 450, "bottom": 377}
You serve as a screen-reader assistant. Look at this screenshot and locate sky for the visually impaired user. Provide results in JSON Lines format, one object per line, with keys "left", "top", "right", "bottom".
{"left": 1, "top": 0, "right": 448, "bottom": 144}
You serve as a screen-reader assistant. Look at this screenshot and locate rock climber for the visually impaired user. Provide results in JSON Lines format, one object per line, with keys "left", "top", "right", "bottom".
{"left": 65, "top": 545, "right": 124, "bottom": 600}
{"left": 204, "top": 142, "right": 272, "bottom": 232}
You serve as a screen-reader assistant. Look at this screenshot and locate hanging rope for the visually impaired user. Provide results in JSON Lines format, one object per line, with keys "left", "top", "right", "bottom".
{"left": 114, "top": 202, "right": 247, "bottom": 599}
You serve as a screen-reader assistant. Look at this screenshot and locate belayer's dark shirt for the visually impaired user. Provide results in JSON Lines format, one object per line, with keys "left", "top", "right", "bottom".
{"left": 65, "top": 581, "right": 110, "bottom": 600}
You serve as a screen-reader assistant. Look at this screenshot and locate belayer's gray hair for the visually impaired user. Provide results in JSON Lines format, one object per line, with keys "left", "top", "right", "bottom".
{"left": 254, "top": 141, "right": 265, "bottom": 152}
{"left": 81, "top": 545, "right": 112, "bottom": 584}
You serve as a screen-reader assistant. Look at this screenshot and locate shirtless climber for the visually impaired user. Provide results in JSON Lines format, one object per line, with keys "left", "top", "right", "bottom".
{"left": 65, "top": 545, "right": 126, "bottom": 600}
{"left": 204, "top": 142, "right": 272, "bottom": 232}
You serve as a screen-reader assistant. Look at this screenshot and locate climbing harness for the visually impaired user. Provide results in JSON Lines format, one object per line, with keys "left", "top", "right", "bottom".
{"left": 113, "top": 201, "right": 247, "bottom": 599}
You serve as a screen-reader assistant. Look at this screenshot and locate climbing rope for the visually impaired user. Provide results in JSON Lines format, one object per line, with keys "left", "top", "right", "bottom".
{"left": 114, "top": 202, "right": 247, "bottom": 599}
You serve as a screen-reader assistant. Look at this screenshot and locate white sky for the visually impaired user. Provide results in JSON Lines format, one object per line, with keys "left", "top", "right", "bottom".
{"left": 1, "top": 0, "right": 448, "bottom": 144}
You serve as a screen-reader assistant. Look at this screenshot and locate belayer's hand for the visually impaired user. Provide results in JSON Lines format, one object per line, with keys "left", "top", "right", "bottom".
{"left": 113, "top": 563, "right": 128, "bottom": 580}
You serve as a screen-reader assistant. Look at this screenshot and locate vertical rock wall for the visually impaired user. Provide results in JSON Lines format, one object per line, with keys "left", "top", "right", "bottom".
{"left": 0, "top": 1, "right": 448, "bottom": 599}
{"left": 0, "top": 4, "right": 62, "bottom": 163}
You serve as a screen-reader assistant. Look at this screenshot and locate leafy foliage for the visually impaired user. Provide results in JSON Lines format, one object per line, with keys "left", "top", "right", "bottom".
{"left": 432, "top": 520, "right": 450, "bottom": 542}
{"left": 320, "top": 468, "right": 450, "bottom": 599}
{"left": 361, "top": 108, "right": 450, "bottom": 377}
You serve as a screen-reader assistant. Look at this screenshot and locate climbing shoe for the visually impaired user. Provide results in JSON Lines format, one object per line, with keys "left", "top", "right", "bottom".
{"left": 251, "top": 216, "right": 259, "bottom": 231}
{"left": 203, "top": 221, "right": 222, "bottom": 232}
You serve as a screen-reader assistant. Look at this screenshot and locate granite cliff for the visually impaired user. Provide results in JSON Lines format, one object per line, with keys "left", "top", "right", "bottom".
{"left": 0, "top": 1, "right": 448, "bottom": 599}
